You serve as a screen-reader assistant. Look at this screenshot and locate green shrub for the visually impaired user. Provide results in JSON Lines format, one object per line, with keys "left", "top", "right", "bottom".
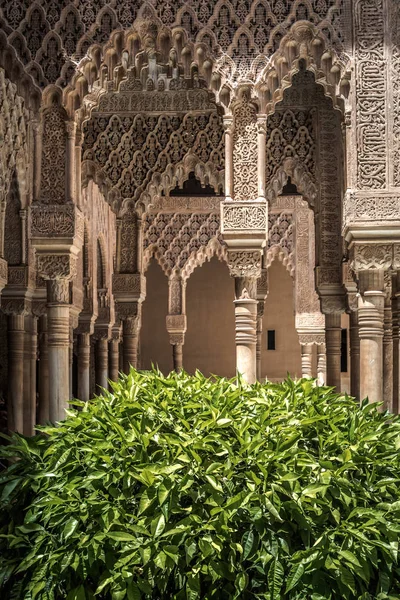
{"left": 1, "top": 370, "right": 400, "bottom": 599}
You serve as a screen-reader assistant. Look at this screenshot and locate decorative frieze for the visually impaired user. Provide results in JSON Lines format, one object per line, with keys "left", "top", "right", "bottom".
{"left": 221, "top": 202, "right": 267, "bottom": 232}
{"left": 343, "top": 192, "right": 400, "bottom": 226}
{"left": 113, "top": 273, "right": 145, "bottom": 294}
{"left": 31, "top": 205, "right": 84, "bottom": 240}
{"left": 354, "top": 0, "right": 387, "bottom": 189}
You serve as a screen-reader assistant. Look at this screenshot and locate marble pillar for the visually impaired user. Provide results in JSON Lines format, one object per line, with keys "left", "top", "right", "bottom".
{"left": 7, "top": 313, "right": 25, "bottom": 432}
{"left": 223, "top": 116, "right": 234, "bottom": 201}
{"left": 77, "top": 333, "right": 90, "bottom": 402}
{"left": 123, "top": 317, "right": 139, "bottom": 374}
{"left": 23, "top": 314, "right": 37, "bottom": 435}
{"left": 47, "top": 279, "right": 70, "bottom": 422}
{"left": 109, "top": 338, "right": 120, "bottom": 384}
{"left": 349, "top": 311, "right": 361, "bottom": 400}
{"left": 172, "top": 343, "right": 183, "bottom": 372}
{"left": 301, "top": 344, "right": 313, "bottom": 378}
{"left": 325, "top": 313, "right": 342, "bottom": 390}
{"left": 38, "top": 315, "right": 49, "bottom": 424}
{"left": 256, "top": 303, "right": 264, "bottom": 381}
{"left": 392, "top": 275, "right": 400, "bottom": 414}
{"left": 69, "top": 326, "right": 74, "bottom": 400}
{"left": 234, "top": 278, "right": 257, "bottom": 384}
{"left": 95, "top": 338, "right": 108, "bottom": 392}
{"left": 383, "top": 305, "right": 393, "bottom": 411}
{"left": 358, "top": 270, "right": 384, "bottom": 404}
{"left": 317, "top": 343, "right": 326, "bottom": 385}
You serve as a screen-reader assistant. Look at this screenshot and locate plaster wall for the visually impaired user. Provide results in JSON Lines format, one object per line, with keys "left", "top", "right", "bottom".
{"left": 140, "top": 259, "right": 172, "bottom": 374}
{"left": 262, "top": 259, "right": 301, "bottom": 381}
{"left": 185, "top": 257, "right": 236, "bottom": 378}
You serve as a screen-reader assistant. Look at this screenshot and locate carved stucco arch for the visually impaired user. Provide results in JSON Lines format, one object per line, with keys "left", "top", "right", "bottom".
{"left": 264, "top": 65, "right": 345, "bottom": 297}
{"left": 265, "top": 245, "right": 295, "bottom": 278}
{"left": 255, "top": 21, "right": 350, "bottom": 115}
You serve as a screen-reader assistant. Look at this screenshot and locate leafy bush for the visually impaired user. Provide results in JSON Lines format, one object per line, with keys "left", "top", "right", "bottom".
{"left": 1, "top": 370, "right": 400, "bottom": 599}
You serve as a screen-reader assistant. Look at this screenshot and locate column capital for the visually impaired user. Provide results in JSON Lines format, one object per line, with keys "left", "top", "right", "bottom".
{"left": 47, "top": 279, "right": 70, "bottom": 304}
{"left": 227, "top": 250, "right": 262, "bottom": 279}
{"left": 0, "top": 257, "right": 7, "bottom": 290}
{"left": 166, "top": 314, "right": 187, "bottom": 346}
{"left": 113, "top": 273, "right": 146, "bottom": 301}
{"left": 30, "top": 204, "right": 84, "bottom": 251}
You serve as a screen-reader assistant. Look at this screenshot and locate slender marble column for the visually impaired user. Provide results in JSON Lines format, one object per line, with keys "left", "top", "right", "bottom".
{"left": 47, "top": 279, "right": 70, "bottom": 422}
{"left": 301, "top": 344, "right": 313, "bottom": 378}
{"left": 23, "top": 315, "right": 38, "bottom": 435}
{"left": 223, "top": 116, "right": 234, "bottom": 200}
{"left": 383, "top": 305, "right": 393, "bottom": 411}
{"left": 172, "top": 344, "right": 183, "bottom": 372}
{"left": 77, "top": 333, "right": 90, "bottom": 402}
{"left": 392, "top": 276, "right": 400, "bottom": 414}
{"left": 358, "top": 270, "right": 385, "bottom": 404}
{"left": 95, "top": 338, "right": 108, "bottom": 393}
{"left": 234, "top": 278, "right": 258, "bottom": 384}
{"left": 317, "top": 343, "right": 326, "bottom": 385}
{"left": 109, "top": 338, "right": 120, "bottom": 384}
{"left": 256, "top": 304, "right": 264, "bottom": 381}
{"left": 123, "top": 317, "right": 139, "bottom": 373}
{"left": 7, "top": 314, "right": 25, "bottom": 432}
{"left": 69, "top": 326, "right": 74, "bottom": 400}
{"left": 349, "top": 311, "right": 361, "bottom": 400}
{"left": 38, "top": 315, "right": 49, "bottom": 424}
{"left": 257, "top": 116, "right": 267, "bottom": 201}
{"left": 325, "top": 313, "right": 342, "bottom": 390}
{"left": 65, "top": 121, "right": 76, "bottom": 203}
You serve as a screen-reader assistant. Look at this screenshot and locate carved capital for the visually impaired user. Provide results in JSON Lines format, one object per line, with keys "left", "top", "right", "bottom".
{"left": 298, "top": 333, "right": 326, "bottom": 346}
{"left": 0, "top": 257, "right": 8, "bottom": 288}
{"left": 227, "top": 250, "right": 262, "bottom": 278}
{"left": 320, "top": 295, "right": 346, "bottom": 315}
{"left": 47, "top": 279, "right": 70, "bottom": 304}
{"left": 1, "top": 297, "right": 31, "bottom": 316}
{"left": 166, "top": 314, "right": 187, "bottom": 334}
{"left": 350, "top": 243, "right": 393, "bottom": 271}
{"left": 37, "top": 254, "right": 77, "bottom": 280}
{"left": 113, "top": 273, "right": 146, "bottom": 298}
{"left": 116, "top": 301, "right": 140, "bottom": 321}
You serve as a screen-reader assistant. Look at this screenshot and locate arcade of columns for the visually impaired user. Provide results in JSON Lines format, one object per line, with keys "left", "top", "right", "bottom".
{"left": 1, "top": 0, "right": 400, "bottom": 433}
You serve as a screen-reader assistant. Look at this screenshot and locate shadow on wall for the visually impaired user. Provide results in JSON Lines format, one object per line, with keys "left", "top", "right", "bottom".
{"left": 262, "top": 258, "right": 302, "bottom": 380}
{"left": 185, "top": 257, "right": 236, "bottom": 378}
{"left": 140, "top": 259, "right": 172, "bottom": 374}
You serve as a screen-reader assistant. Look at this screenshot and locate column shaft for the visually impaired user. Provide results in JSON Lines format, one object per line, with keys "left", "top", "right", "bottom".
{"left": 109, "top": 339, "right": 120, "bottom": 383}
{"left": 383, "top": 306, "right": 393, "bottom": 411}
{"left": 317, "top": 343, "right": 326, "bottom": 385}
{"left": 393, "top": 286, "right": 400, "bottom": 414}
{"left": 47, "top": 280, "right": 70, "bottom": 422}
{"left": 77, "top": 333, "right": 90, "bottom": 402}
{"left": 349, "top": 311, "right": 361, "bottom": 400}
{"left": 235, "top": 298, "right": 257, "bottom": 384}
{"left": 23, "top": 315, "right": 38, "bottom": 435}
{"left": 7, "top": 314, "right": 25, "bottom": 433}
{"left": 172, "top": 344, "right": 183, "bottom": 372}
{"left": 95, "top": 338, "right": 108, "bottom": 392}
{"left": 358, "top": 270, "right": 384, "bottom": 404}
{"left": 38, "top": 315, "right": 49, "bottom": 424}
{"left": 325, "top": 313, "right": 342, "bottom": 390}
{"left": 301, "top": 344, "right": 313, "bottom": 378}
{"left": 123, "top": 316, "right": 140, "bottom": 374}
{"left": 256, "top": 313, "right": 263, "bottom": 381}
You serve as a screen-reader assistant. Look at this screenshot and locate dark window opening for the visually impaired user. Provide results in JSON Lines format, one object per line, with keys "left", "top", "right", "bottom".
{"left": 168, "top": 171, "right": 223, "bottom": 196}
{"left": 279, "top": 176, "right": 301, "bottom": 196}
{"left": 341, "top": 328, "right": 348, "bottom": 373}
{"left": 267, "top": 330, "right": 276, "bottom": 351}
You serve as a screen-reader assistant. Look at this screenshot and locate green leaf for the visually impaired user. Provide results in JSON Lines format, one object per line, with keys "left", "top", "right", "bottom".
{"left": 285, "top": 564, "right": 305, "bottom": 593}
{"left": 64, "top": 518, "right": 79, "bottom": 540}
{"left": 151, "top": 514, "right": 165, "bottom": 537}
{"left": 268, "top": 559, "right": 284, "bottom": 599}
{"left": 108, "top": 532, "right": 137, "bottom": 542}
